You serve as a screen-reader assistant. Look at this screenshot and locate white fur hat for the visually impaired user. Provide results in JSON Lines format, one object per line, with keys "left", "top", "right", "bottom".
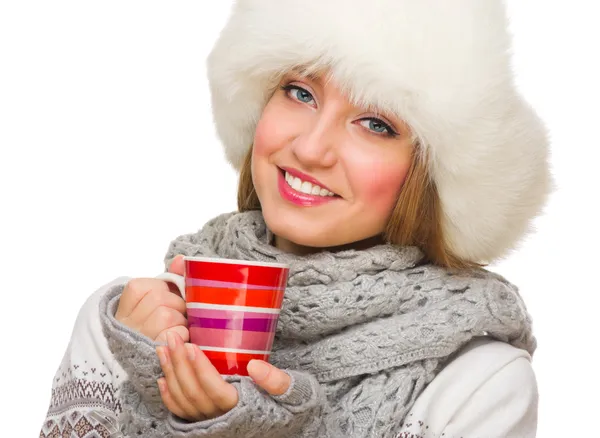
{"left": 206, "top": 0, "right": 553, "bottom": 264}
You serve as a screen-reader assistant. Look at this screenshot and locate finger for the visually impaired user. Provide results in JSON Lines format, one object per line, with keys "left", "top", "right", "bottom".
{"left": 123, "top": 288, "right": 186, "bottom": 329}
{"left": 166, "top": 333, "right": 223, "bottom": 418}
{"left": 187, "top": 344, "right": 239, "bottom": 412}
{"left": 115, "top": 278, "right": 169, "bottom": 319}
{"left": 168, "top": 255, "right": 185, "bottom": 276}
{"left": 137, "top": 305, "right": 187, "bottom": 341}
{"left": 247, "top": 360, "right": 291, "bottom": 396}
{"left": 156, "top": 324, "right": 189, "bottom": 345}
{"left": 157, "top": 377, "right": 196, "bottom": 421}
{"left": 157, "top": 343, "right": 203, "bottom": 419}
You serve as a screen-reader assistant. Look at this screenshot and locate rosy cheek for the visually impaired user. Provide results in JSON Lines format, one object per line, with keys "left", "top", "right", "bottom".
{"left": 253, "top": 118, "right": 272, "bottom": 156}
{"left": 358, "top": 163, "right": 410, "bottom": 214}
{"left": 254, "top": 101, "right": 295, "bottom": 158}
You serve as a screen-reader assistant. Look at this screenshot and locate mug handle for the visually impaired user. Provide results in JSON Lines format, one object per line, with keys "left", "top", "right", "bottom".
{"left": 156, "top": 272, "right": 186, "bottom": 299}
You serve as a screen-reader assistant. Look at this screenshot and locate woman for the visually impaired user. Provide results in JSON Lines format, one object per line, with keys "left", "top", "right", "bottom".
{"left": 40, "top": 0, "right": 552, "bottom": 437}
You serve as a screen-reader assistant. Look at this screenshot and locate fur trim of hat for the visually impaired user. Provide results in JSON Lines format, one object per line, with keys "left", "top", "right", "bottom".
{"left": 206, "top": 0, "right": 554, "bottom": 264}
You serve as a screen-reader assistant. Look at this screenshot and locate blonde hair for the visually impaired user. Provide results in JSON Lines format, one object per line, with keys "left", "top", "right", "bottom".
{"left": 383, "top": 147, "right": 481, "bottom": 270}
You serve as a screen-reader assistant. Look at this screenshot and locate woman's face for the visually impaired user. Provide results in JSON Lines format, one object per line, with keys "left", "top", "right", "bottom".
{"left": 252, "top": 72, "right": 414, "bottom": 253}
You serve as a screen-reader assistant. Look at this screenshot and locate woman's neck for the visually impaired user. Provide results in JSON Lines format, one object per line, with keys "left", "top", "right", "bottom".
{"left": 273, "top": 234, "right": 385, "bottom": 256}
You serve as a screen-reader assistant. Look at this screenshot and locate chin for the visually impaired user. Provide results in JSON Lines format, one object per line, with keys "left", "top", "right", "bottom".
{"left": 263, "top": 207, "right": 382, "bottom": 250}
{"left": 284, "top": 231, "right": 342, "bottom": 249}
{"left": 262, "top": 208, "right": 340, "bottom": 248}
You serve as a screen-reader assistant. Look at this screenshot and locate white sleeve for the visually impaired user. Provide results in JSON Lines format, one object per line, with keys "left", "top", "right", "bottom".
{"left": 397, "top": 338, "right": 538, "bottom": 438}
{"left": 39, "top": 276, "right": 131, "bottom": 438}
{"left": 441, "top": 356, "right": 538, "bottom": 438}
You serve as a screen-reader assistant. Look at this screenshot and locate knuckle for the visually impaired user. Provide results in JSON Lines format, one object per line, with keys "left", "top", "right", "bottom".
{"left": 180, "top": 391, "right": 212, "bottom": 415}
{"left": 156, "top": 291, "right": 186, "bottom": 314}
{"left": 124, "top": 277, "right": 143, "bottom": 292}
{"left": 211, "top": 385, "right": 237, "bottom": 410}
{"left": 213, "top": 392, "right": 234, "bottom": 410}
{"left": 124, "top": 278, "right": 149, "bottom": 300}
{"left": 173, "top": 294, "right": 186, "bottom": 308}
{"left": 156, "top": 306, "right": 178, "bottom": 326}
{"left": 147, "top": 289, "right": 167, "bottom": 308}
{"left": 181, "top": 387, "right": 201, "bottom": 404}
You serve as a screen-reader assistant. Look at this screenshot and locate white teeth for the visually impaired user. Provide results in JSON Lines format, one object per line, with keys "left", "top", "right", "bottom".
{"left": 284, "top": 171, "right": 336, "bottom": 197}
{"left": 291, "top": 177, "right": 302, "bottom": 191}
{"left": 300, "top": 181, "right": 312, "bottom": 194}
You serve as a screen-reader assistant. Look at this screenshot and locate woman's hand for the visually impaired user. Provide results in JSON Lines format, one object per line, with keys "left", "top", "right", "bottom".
{"left": 156, "top": 331, "right": 292, "bottom": 421}
{"left": 115, "top": 255, "right": 188, "bottom": 343}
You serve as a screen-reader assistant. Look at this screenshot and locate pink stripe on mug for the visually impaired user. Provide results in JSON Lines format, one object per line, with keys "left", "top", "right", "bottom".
{"left": 190, "top": 327, "right": 275, "bottom": 351}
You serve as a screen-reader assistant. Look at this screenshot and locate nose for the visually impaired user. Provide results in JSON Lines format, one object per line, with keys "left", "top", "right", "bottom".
{"left": 290, "top": 113, "right": 338, "bottom": 169}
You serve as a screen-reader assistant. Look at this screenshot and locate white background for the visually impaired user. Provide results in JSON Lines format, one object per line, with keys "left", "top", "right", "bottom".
{"left": 1, "top": 1, "right": 598, "bottom": 435}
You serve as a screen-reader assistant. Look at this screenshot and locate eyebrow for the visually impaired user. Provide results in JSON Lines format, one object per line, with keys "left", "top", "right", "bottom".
{"left": 304, "top": 72, "right": 323, "bottom": 84}
{"left": 285, "top": 66, "right": 325, "bottom": 85}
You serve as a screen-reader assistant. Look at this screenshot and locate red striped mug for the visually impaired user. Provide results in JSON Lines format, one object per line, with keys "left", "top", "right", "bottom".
{"left": 157, "top": 256, "right": 289, "bottom": 376}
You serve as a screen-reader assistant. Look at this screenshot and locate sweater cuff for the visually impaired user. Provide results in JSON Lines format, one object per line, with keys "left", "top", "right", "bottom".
{"left": 271, "top": 369, "right": 322, "bottom": 410}
{"left": 166, "top": 371, "right": 323, "bottom": 436}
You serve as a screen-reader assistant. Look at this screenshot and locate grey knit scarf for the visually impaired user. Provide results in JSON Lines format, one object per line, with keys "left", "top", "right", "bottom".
{"left": 101, "top": 210, "right": 536, "bottom": 437}
{"left": 159, "top": 210, "right": 535, "bottom": 433}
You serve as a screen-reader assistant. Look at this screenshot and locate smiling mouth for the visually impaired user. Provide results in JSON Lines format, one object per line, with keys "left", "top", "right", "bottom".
{"left": 279, "top": 168, "right": 339, "bottom": 198}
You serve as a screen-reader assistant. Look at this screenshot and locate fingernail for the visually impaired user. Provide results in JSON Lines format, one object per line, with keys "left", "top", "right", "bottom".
{"left": 169, "top": 255, "right": 184, "bottom": 270}
{"left": 167, "top": 331, "right": 177, "bottom": 351}
{"left": 157, "top": 347, "right": 169, "bottom": 366}
{"left": 185, "top": 343, "right": 196, "bottom": 361}
{"left": 248, "top": 360, "right": 270, "bottom": 380}
{"left": 157, "top": 378, "right": 166, "bottom": 392}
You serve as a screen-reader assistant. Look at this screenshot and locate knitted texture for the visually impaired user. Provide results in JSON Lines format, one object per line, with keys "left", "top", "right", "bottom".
{"left": 101, "top": 210, "right": 536, "bottom": 437}
{"left": 101, "top": 287, "right": 324, "bottom": 437}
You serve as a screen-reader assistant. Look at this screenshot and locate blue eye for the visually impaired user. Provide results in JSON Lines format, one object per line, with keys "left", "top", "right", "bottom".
{"left": 358, "top": 118, "right": 398, "bottom": 138}
{"left": 281, "top": 84, "right": 315, "bottom": 105}
{"left": 280, "top": 84, "right": 398, "bottom": 138}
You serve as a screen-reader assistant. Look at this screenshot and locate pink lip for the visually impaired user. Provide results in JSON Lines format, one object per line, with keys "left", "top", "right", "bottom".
{"left": 277, "top": 169, "right": 338, "bottom": 207}
{"left": 279, "top": 167, "right": 335, "bottom": 194}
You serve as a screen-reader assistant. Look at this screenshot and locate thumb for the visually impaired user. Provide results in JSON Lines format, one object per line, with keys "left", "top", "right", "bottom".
{"left": 247, "top": 360, "right": 291, "bottom": 396}
{"left": 168, "top": 255, "right": 185, "bottom": 276}
{"left": 156, "top": 326, "right": 189, "bottom": 345}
